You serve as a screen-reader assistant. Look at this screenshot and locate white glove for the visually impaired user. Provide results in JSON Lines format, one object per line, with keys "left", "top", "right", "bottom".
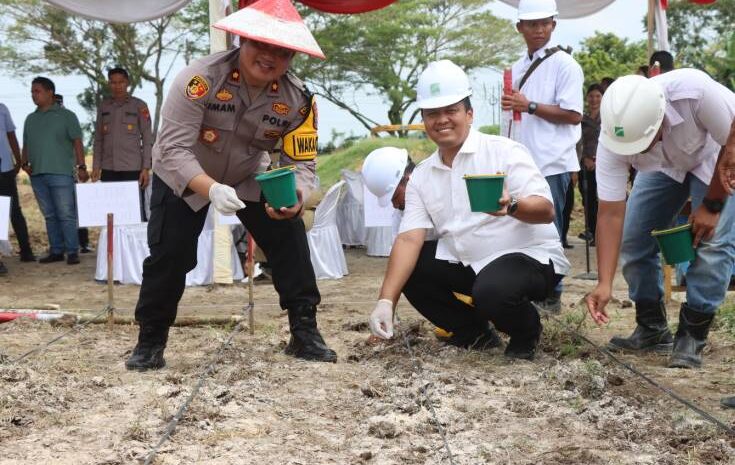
{"left": 369, "top": 299, "right": 395, "bottom": 339}
{"left": 209, "top": 182, "right": 245, "bottom": 215}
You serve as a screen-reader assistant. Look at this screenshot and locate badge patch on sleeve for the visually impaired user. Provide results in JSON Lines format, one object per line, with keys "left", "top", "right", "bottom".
{"left": 272, "top": 102, "right": 290, "bottom": 116}
{"left": 282, "top": 95, "right": 318, "bottom": 161}
{"left": 200, "top": 127, "right": 219, "bottom": 144}
{"left": 185, "top": 75, "right": 209, "bottom": 100}
{"left": 140, "top": 106, "right": 150, "bottom": 120}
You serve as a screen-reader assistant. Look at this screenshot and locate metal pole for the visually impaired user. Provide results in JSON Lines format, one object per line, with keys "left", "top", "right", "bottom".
{"left": 106, "top": 213, "right": 115, "bottom": 328}
{"left": 647, "top": 0, "right": 656, "bottom": 58}
{"left": 575, "top": 168, "right": 598, "bottom": 281}
{"left": 247, "top": 232, "right": 255, "bottom": 335}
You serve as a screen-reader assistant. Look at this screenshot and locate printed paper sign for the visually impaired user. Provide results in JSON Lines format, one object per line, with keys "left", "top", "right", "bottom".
{"left": 76, "top": 182, "right": 143, "bottom": 227}
{"left": 0, "top": 196, "right": 9, "bottom": 240}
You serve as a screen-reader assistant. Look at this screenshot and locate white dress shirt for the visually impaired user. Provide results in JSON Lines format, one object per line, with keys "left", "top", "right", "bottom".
{"left": 509, "top": 43, "right": 584, "bottom": 177}
{"left": 400, "top": 129, "right": 570, "bottom": 276}
{"left": 0, "top": 103, "right": 16, "bottom": 172}
{"left": 597, "top": 68, "right": 735, "bottom": 201}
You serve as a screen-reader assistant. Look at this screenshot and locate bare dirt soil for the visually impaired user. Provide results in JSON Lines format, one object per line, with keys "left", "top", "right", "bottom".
{"left": 1, "top": 184, "right": 734, "bottom": 465}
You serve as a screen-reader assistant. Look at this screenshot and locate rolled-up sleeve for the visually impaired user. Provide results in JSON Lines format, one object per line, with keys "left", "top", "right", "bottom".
{"left": 506, "top": 144, "right": 552, "bottom": 202}
{"left": 399, "top": 177, "right": 434, "bottom": 234}
{"left": 694, "top": 79, "right": 735, "bottom": 146}
{"left": 596, "top": 144, "right": 632, "bottom": 202}
{"left": 556, "top": 59, "right": 584, "bottom": 114}
{"left": 153, "top": 68, "right": 207, "bottom": 197}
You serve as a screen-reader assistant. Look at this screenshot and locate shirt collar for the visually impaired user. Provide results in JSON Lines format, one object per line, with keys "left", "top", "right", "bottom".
{"left": 526, "top": 42, "right": 553, "bottom": 62}
{"left": 428, "top": 128, "right": 479, "bottom": 170}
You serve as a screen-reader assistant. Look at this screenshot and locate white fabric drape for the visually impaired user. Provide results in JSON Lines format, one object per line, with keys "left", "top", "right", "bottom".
{"left": 654, "top": 1, "right": 670, "bottom": 51}
{"left": 307, "top": 181, "right": 348, "bottom": 279}
{"left": 497, "top": 0, "right": 616, "bottom": 19}
{"left": 45, "top": 0, "right": 193, "bottom": 23}
{"left": 337, "top": 170, "right": 367, "bottom": 247}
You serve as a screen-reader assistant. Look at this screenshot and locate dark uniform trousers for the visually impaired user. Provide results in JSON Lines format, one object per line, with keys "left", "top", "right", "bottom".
{"left": 402, "top": 241, "right": 560, "bottom": 339}
{"left": 135, "top": 175, "right": 320, "bottom": 328}
{"left": 0, "top": 169, "right": 32, "bottom": 255}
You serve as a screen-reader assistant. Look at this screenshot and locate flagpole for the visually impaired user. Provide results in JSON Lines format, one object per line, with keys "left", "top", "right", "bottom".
{"left": 647, "top": 0, "right": 656, "bottom": 58}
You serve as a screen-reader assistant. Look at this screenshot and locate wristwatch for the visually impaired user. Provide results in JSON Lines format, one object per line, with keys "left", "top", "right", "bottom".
{"left": 527, "top": 102, "right": 538, "bottom": 115}
{"left": 508, "top": 196, "right": 520, "bottom": 216}
{"left": 702, "top": 197, "right": 725, "bottom": 214}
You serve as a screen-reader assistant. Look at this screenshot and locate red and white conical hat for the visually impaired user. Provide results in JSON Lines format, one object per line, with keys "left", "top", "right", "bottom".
{"left": 213, "top": 0, "right": 325, "bottom": 60}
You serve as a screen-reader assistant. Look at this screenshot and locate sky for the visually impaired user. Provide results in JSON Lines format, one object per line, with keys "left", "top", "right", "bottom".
{"left": 0, "top": 0, "right": 649, "bottom": 146}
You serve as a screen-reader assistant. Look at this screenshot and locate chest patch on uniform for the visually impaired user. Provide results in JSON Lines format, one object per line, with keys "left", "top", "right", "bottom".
{"left": 140, "top": 106, "right": 150, "bottom": 120}
{"left": 127, "top": 124, "right": 134, "bottom": 132}
{"left": 216, "top": 89, "right": 233, "bottom": 102}
{"left": 272, "top": 102, "right": 290, "bottom": 116}
{"left": 230, "top": 69, "right": 240, "bottom": 83}
{"left": 207, "top": 102, "right": 236, "bottom": 113}
{"left": 264, "top": 130, "right": 281, "bottom": 140}
{"left": 262, "top": 114, "right": 290, "bottom": 127}
{"left": 102, "top": 124, "right": 109, "bottom": 134}
{"left": 200, "top": 127, "right": 219, "bottom": 144}
{"left": 186, "top": 75, "right": 209, "bottom": 100}
{"left": 299, "top": 105, "right": 308, "bottom": 117}
{"left": 270, "top": 81, "right": 279, "bottom": 93}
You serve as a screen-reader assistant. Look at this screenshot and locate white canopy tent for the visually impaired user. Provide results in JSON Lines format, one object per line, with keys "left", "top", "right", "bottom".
{"left": 45, "top": 0, "right": 195, "bottom": 23}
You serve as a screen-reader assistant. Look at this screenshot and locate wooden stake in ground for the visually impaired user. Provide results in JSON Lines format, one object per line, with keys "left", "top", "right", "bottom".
{"left": 106, "top": 213, "right": 115, "bottom": 328}
{"left": 247, "top": 231, "right": 255, "bottom": 334}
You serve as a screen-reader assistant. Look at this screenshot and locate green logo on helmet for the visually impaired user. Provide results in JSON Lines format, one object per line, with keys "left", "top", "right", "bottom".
{"left": 430, "top": 83, "right": 441, "bottom": 96}
{"left": 614, "top": 126, "right": 625, "bottom": 137}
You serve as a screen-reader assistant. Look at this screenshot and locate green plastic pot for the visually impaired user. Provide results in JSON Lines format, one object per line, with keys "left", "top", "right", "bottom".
{"left": 464, "top": 174, "right": 506, "bottom": 213}
{"left": 255, "top": 167, "right": 297, "bottom": 209}
{"left": 651, "top": 223, "right": 696, "bottom": 265}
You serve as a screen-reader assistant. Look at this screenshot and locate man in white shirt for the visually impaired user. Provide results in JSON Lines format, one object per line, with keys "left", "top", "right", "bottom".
{"left": 586, "top": 71, "right": 735, "bottom": 369}
{"left": 368, "top": 60, "right": 570, "bottom": 360}
{"left": 500, "top": 0, "right": 583, "bottom": 311}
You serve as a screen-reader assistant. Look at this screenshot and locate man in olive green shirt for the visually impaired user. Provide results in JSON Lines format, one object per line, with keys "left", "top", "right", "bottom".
{"left": 21, "top": 76, "right": 89, "bottom": 265}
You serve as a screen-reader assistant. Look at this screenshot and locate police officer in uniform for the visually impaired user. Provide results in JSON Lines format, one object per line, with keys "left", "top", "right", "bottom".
{"left": 92, "top": 67, "right": 153, "bottom": 187}
{"left": 126, "top": 0, "right": 336, "bottom": 371}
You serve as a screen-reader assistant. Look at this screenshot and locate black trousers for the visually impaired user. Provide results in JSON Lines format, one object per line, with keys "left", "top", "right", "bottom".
{"left": 135, "top": 175, "right": 320, "bottom": 327}
{"left": 101, "top": 169, "right": 147, "bottom": 221}
{"left": 561, "top": 177, "right": 575, "bottom": 244}
{"left": 402, "top": 241, "right": 559, "bottom": 340}
{"left": 578, "top": 168, "right": 598, "bottom": 235}
{"left": 0, "top": 169, "right": 32, "bottom": 254}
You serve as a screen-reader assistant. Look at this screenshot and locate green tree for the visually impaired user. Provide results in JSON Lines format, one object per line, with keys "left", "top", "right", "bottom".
{"left": 666, "top": 0, "right": 735, "bottom": 90}
{"left": 0, "top": 0, "right": 209, "bottom": 137}
{"left": 292, "top": 0, "right": 523, "bottom": 133}
{"left": 574, "top": 32, "right": 648, "bottom": 89}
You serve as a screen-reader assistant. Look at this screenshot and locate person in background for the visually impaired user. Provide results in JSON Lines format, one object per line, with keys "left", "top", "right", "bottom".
{"left": 501, "top": 0, "right": 583, "bottom": 312}
{"left": 600, "top": 77, "right": 615, "bottom": 93}
{"left": 55, "top": 93, "right": 92, "bottom": 254}
{"left": 22, "top": 78, "right": 88, "bottom": 265}
{"left": 0, "top": 102, "right": 35, "bottom": 274}
{"left": 649, "top": 50, "right": 675, "bottom": 74}
{"left": 92, "top": 67, "right": 153, "bottom": 221}
{"left": 577, "top": 83, "right": 604, "bottom": 245}
{"left": 636, "top": 65, "right": 649, "bottom": 78}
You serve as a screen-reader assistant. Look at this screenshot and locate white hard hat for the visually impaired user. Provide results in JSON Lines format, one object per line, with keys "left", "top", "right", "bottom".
{"left": 362, "top": 147, "right": 409, "bottom": 207}
{"left": 599, "top": 75, "right": 666, "bottom": 156}
{"left": 416, "top": 60, "right": 472, "bottom": 110}
{"left": 517, "top": 0, "right": 558, "bottom": 21}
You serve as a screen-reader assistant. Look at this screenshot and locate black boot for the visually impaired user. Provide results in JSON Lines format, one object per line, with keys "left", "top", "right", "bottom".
{"left": 504, "top": 308, "right": 542, "bottom": 361}
{"left": 125, "top": 326, "right": 169, "bottom": 371}
{"left": 446, "top": 322, "right": 503, "bottom": 351}
{"left": 284, "top": 305, "right": 337, "bottom": 362}
{"left": 607, "top": 300, "right": 673, "bottom": 353}
{"left": 668, "top": 304, "right": 714, "bottom": 369}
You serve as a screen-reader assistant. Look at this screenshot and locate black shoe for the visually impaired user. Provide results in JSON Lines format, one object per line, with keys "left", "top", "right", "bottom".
{"left": 285, "top": 305, "right": 337, "bottom": 362}
{"left": 668, "top": 304, "right": 714, "bottom": 369}
{"left": 446, "top": 325, "right": 503, "bottom": 351}
{"left": 38, "top": 253, "right": 64, "bottom": 263}
{"left": 578, "top": 231, "right": 593, "bottom": 241}
{"left": 562, "top": 242, "right": 574, "bottom": 249}
{"left": 66, "top": 253, "right": 80, "bottom": 265}
{"left": 0, "top": 261, "right": 7, "bottom": 275}
{"left": 80, "top": 246, "right": 93, "bottom": 254}
{"left": 19, "top": 252, "right": 36, "bottom": 262}
{"left": 125, "top": 326, "right": 169, "bottom": 371}
{"left": 721, "top": 396, "right": 735, "bottom": 409}
{"left": 607, "top": 300, "right": 673, "bottom": 353}
{"left": 504, "top": 333, "right": 540, "bottom": 360}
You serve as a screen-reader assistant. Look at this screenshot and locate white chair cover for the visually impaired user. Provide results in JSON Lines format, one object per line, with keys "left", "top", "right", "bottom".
{"left": 336, "top": 169, "right": 367, "bottom": 247}
{"left": 307, "top": 181, "right": 348, "bottom": 279}
{"left": 95, "top": 205, "right": 243, "bottom": 286}
{"left": 0, "top": 240, "right": 11, "bottom": 256}
{"left": 366, "top": 226, "right": 393, "bottom": 257}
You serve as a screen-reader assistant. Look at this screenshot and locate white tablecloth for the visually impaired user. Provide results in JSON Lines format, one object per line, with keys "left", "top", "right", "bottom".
{"left": 95, "top": 223, "right": 244, "bottom": 286}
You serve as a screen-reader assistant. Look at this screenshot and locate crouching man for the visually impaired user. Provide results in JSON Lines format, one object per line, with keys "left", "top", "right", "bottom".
{"left": 368, "top": 60, "right": 570, "bottom": 359}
